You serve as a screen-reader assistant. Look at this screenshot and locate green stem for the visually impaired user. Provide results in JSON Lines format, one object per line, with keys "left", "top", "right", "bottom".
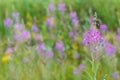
{"left": 92, "top": 59, "right": 97, "bottom": 80}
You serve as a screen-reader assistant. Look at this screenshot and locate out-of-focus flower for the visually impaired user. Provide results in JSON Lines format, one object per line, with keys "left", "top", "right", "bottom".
{"left": 36, "top": 42, "right": 45, "bottom": 55}
{"left": 58, "top": 3, "right": 66, "bottom": 11}
{"left": 70, "top": 11, "right": 77, "bottom": 19}
{"left": 70, "top": 11, "right": 79, "bottom": 25}
{"left": 4, "top": 18, "right": 13, "bottom": 27}
{"left": 54, "top": 40, "right": 65, "bottom": 52}
{"left": 14, "top": 30, "right": 31, "bottom": 41}
{"left": 45, "top": 50, "right": 54, "bottom": 59}
{"left": 48, "top": 4, "right": 55, "bottom": 11}
{"left": 105, "top": 42, "right": 117, "bottom": 57}
{"left": 79, "top": 64, "right": 86, "bottom": 69}
{"left": 112, "top": 71, "right": 119, "bottom": 79}
{"left": 69, "top": 31, "right": 75, "bottom": 39}
{"left": 2, "top": 54, "right": 11, "bottom": 63}
{"left": 14, "top": 22, "right": 24, "bottom": 32}
{"left": 72, "top": 18, "right": 79, "bottom": 25}
{"left": 5, "top": 47, "right": 13, "bottom": 53}
{"left": 21, "top": 30, "right": 31, "bottom": 40}
{"left": 74, "top": 52, "right": 80, "bottom": 59}
{"left": 32, "top": 24, "right": 38, "bottom": 32}
{"left": 35, "top": 35, "right": 42, "bottom": 41}
{"left": 37, "top": 42, "right": 45, "bottom": 50}
{"left": 46, "top": 17, "right": 54, "bottom": 26}
{"left": 14, "top": 33, "right": 21, "bottom": 41}
{"left": 99, "top": 24, "right": 108, "bottom": 32}
{"left": 73, "top": 68, "right": 80, "bottom": 74}
{"left": 12, "top": 12, "right": 19, "bottom": 19}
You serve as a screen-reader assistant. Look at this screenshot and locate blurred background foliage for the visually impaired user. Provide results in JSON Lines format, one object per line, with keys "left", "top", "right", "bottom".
{"left": 0, "top": 0, "right": 120, "bottom": 36}
{"left": 0, "top": 0, "right": 120, "bottom": 80}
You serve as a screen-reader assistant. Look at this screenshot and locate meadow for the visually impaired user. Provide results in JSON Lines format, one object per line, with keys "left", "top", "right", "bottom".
{"left": 0, "top": 0, "right": 120, "bottom": 80}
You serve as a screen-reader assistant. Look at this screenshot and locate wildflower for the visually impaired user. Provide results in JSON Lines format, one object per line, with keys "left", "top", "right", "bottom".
{"left": 12, "top": 12, "right": 19, "bottom": 19}
{"left": 79, "top": 64, "right": 86, "bottom": 69}
{"left": 82, "top": 26, "right": 103, "bottom": 46}
{"left": 73, "top": 68, "right": 80, "bottom": 74}
{"left": 4, "top": 18, "right": 13, "bottom": 27}
{"left": 70, "top": 11, "right": 77, "bottom": 19}
{"left": 37, "top": 42, "right": 45, "bottom": 50}
{"left": 46, "top": 17, "right": 54, "bottom": 26}
{"left": 54, "top": 40, "right": 65, "bottom": 52}
{"left": 14, "top": 33, "right": 21, "bottom": 41}
{"left": 69, "top": 31, "right": 75, "bottom": 38}
{"left": 48, "top": 4, "right": 55, "bottom": 11}
{"left": 14, "top": 22, "right": 23, "bottom": 30}
{"left": 45, "top": 50, "right": 54, "bottom": 59}
{"left": 99, "top": 24, "right": 108, "bottom": 32}
{"left": 5, "top": 47, "right": 13, "bottom": 53}
{"left": 31, "top": 24, "right": 38, "bottom": 32}
{"left": 72, "top": 18, "right": 79, "bottom": 25}
{"left": 112, "top": 71, "right": 119, "bottom": 79}
{"left": 14, "top": 30, "right": 31, "bottom": 41}
{"left": 105, "top": 42, "right": 117, "bottom": 57}
{"left": 36, "top": 42, "right": 45, "bottom": 55}
{"left": 35, "top": 35, "right": 42, "bottom": 41}
{"left": 2, "top": 54, "right": 11, "bottom": 63}
{"left": 21, "top": 30, "right": 31, "bottom": 40}
{"left": 70, "top": 11, "right": 79, "bottom": 25}
{"left": 58, "top": 3, "right": 66, "bottom": 11}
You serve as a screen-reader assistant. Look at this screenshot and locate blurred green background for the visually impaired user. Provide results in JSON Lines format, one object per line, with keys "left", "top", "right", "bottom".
{"left": 0, "top": 0, "right": 120, "bottom": 36}
{"left": 0, "top": 0, "right": 120, "bottom": 80}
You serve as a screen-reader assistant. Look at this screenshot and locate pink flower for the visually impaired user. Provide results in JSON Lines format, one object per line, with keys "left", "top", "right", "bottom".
{"left": 79, "top": 64, "right": 86, "bottom": 69}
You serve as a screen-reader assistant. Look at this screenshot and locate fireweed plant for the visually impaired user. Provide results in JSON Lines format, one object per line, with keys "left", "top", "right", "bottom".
{"left": 82, "top": 13, "right": 107, "bottom": 80}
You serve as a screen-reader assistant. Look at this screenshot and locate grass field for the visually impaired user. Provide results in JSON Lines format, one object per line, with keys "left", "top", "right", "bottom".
{"left": 0, "top": 0, "right": 120, "bottom": 80}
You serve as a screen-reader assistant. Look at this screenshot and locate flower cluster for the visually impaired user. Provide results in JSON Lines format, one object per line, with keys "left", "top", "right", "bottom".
{"left": 105, "top": 42, "right": 117, "bottom": 57}
{"left": 14, "top": 30, "right": 31, "bottom": 41}
{"left": 31, "top": 24, "right": 38, "bottom": 32}
{"left": 36, "top": 42, "right": 54, "bottom": 59}
{"left": 69, "top": 30, "right": 75, "bottom": 39}
{"left": 73, "top": 63, "right": 86, "bottom": 74}
{"left": 82, "top": 26, "right": 103, "bottom": 45}
{"left": 54, "top": 40, "right": 65, "bottom": 53}
{"left": 4, "top": 18, "right": 13, "bottom": 27}
{"left": 99, "top": 24, "right": 108, "bottom": 32}
{"left": 58, "top": 3, "right": 66, "bottom": 11}
{"left": 46, "top": 17, "right": 54, "bottom": 27}
{"left": 48, "top": 4, "right": 55, "bottom": 11}
{"left": 12, "top": 12, "right": 19, "bottom": 19}
{"left": 70, "top": 11, "right": 79, "bottom": 26}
